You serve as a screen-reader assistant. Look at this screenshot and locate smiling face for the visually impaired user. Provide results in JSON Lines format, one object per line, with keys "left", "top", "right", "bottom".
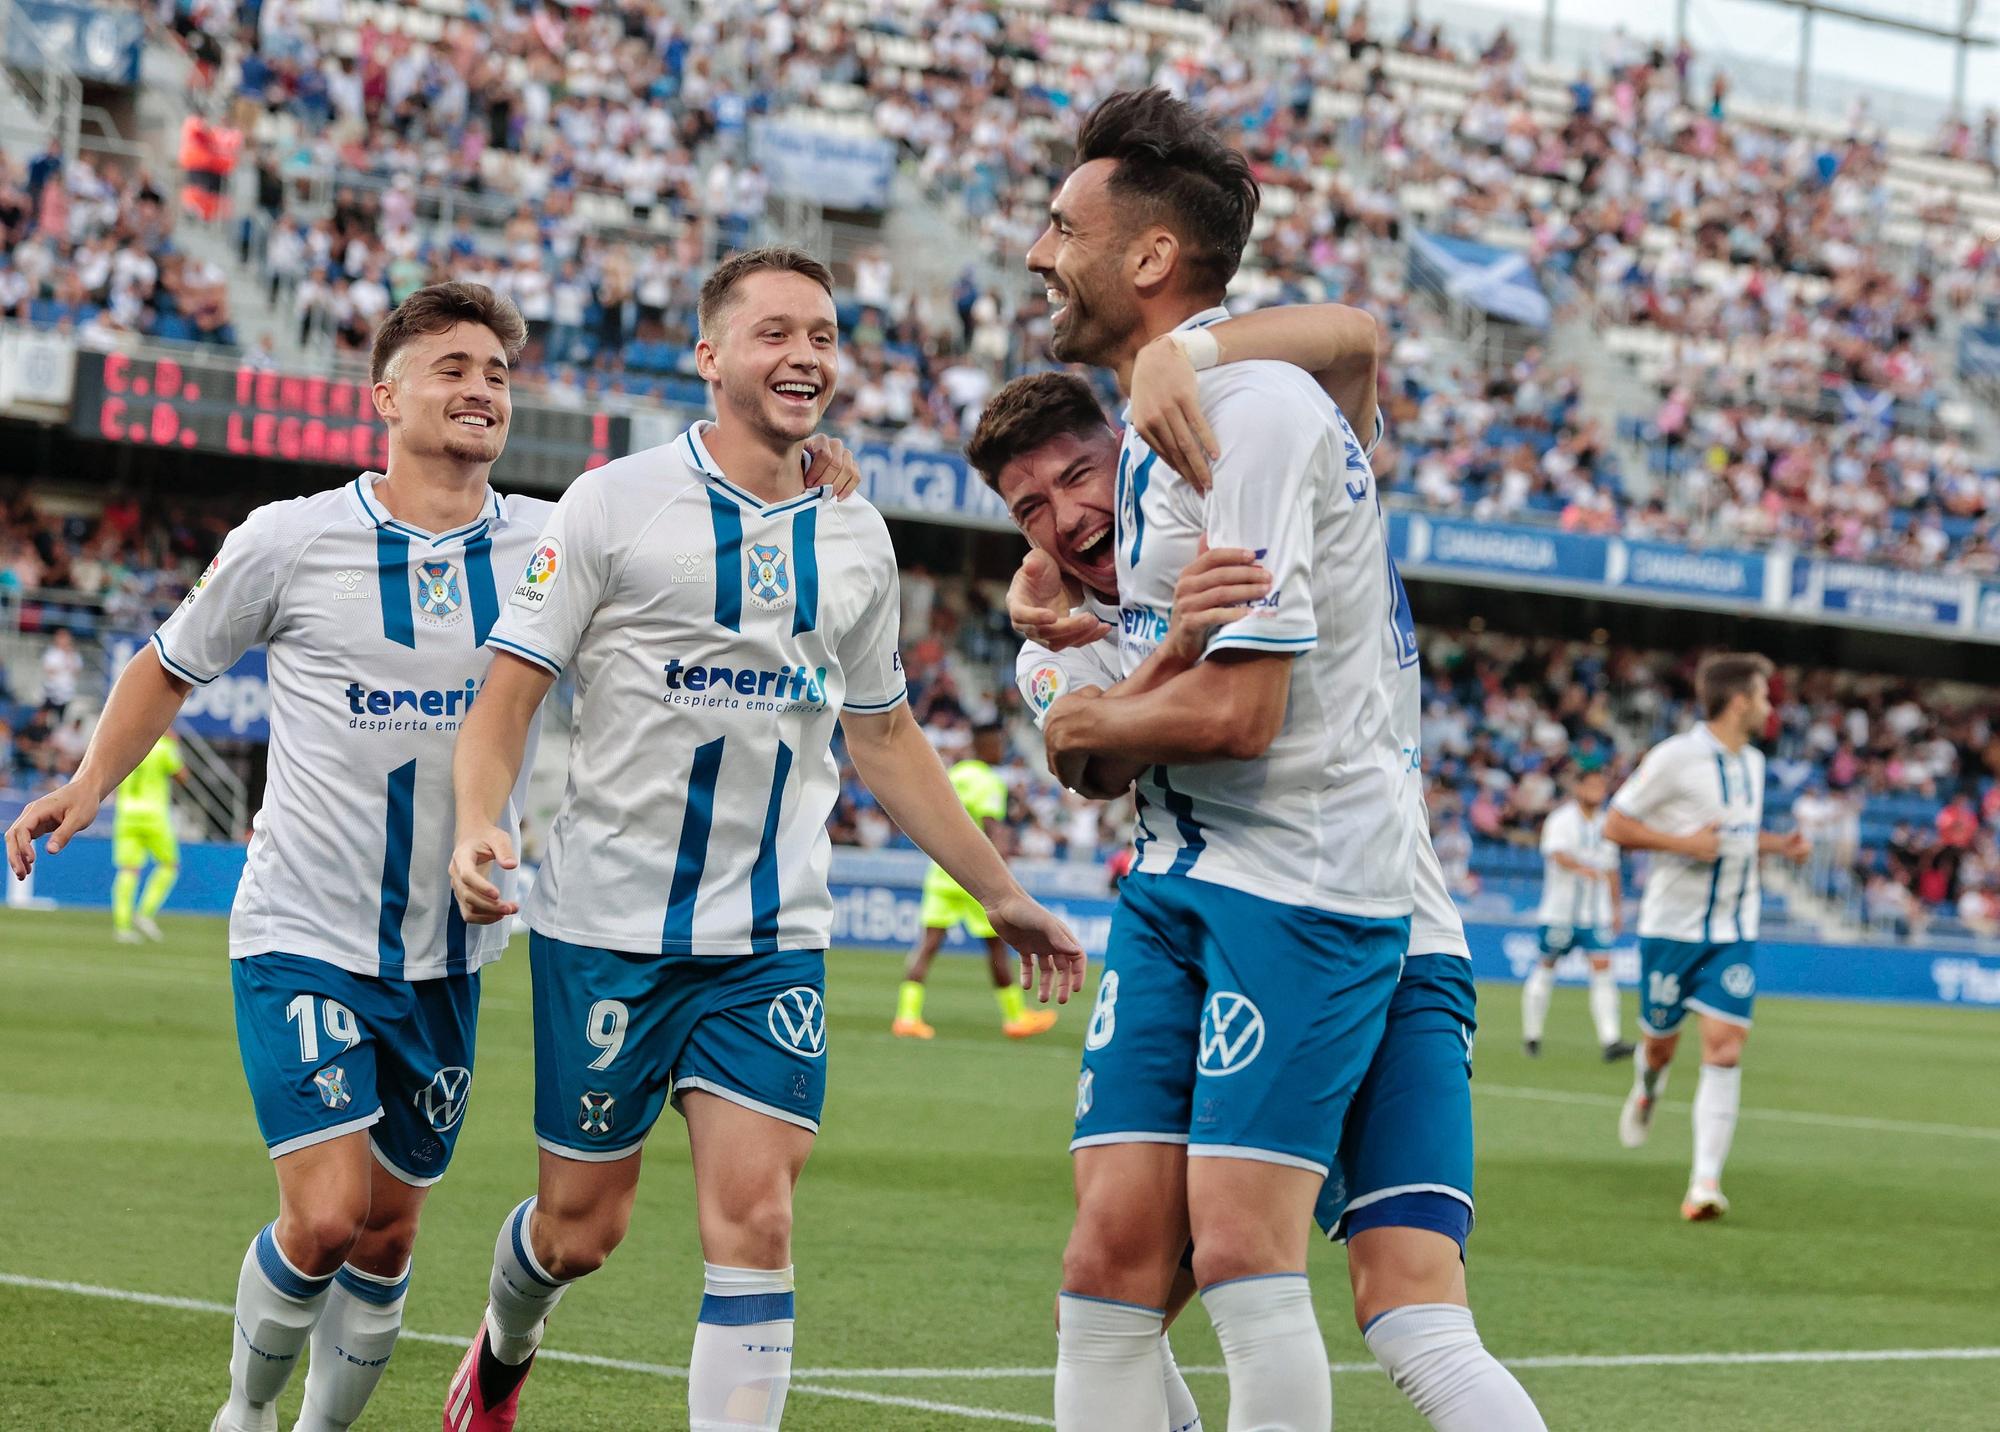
{"left": 697, "top": 268, "right": 839, "bottom": 447}
{"left": 1025, "top": 160, "right": 1147, "bottom": 368}
{"left": 993, "top": 427, "right": 1122, "bottom": 600}
{"left": 375, "top": 320, "right": 511, "bottom": 467}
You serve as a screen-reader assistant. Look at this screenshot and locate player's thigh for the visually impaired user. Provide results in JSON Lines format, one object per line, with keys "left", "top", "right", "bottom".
{"left": 1347, "top": 1226, "right": 1469, "bottom": 1330}
{"left": 368, "top": 970, "right": 480, "bottom": 1187}
{"left": 1070, "top": 875, "right": 1206, "bottom": 1154}
{"left": 670, "top": 948, "right": 830, "bottom": 1138}
{"left": 232, "top": 952, "right": 387, "bottom": 1161}
{"left": 685, "top": 1087, "right": 816, "bottom": 1264}
{"left": 1186, "top": 885, "right": 1405, "bottom": 1173}
{"left": 1066, "top": 1140, "right": 1189, "bottom": 1306}
{"left": 271, "top": 1127, "right": 376, "bottom": 1237}
{"left": 1319, "top": 956, "right": 1478, "bottom": 1248}
{"left": 530, "top": 933, "right": 690, "bottom": 1163}
{"left": 145, "top": 823, "right": 180, "bottom": 869}
{"left": 1637, "top": 937, "right": 1709, "bottom": 1036}
{"left": 1684, "top": 942, "right": 1758, "bottom": 1035}
{"left": 1698, "top": 1012, "right": 1750, "bottom": 1065}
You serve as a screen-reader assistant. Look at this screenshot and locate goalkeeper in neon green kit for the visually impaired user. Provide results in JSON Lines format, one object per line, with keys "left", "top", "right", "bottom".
{"left": 112, "top": 731, "right": 188, "bottom": 942}
{"left": 892, "top": 721, "right": 1059, "bottom": 1040}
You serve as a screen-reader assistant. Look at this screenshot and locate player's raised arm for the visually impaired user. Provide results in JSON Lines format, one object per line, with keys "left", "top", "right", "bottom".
{"left": 5, "top": 643, "right": 192, "bottom": 878}
{"left": 1128, "top": 303, "right": 1379, "bottom": 487}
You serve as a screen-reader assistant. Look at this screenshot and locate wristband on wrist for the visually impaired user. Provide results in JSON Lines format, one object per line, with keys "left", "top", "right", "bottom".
{"left": 1167, "top": 326, "right": 1220, "bottom": 372}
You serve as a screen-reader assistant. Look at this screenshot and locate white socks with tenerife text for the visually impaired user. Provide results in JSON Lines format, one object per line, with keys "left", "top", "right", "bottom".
{"left": 690, "top": 1263, "right": 796, "bottom": 1431}
{"left": 221, "top": 1224, "right": 334, "bottom": 1431}
{"left": 294, "top": 1262, "right": 410, "bottom": 1431}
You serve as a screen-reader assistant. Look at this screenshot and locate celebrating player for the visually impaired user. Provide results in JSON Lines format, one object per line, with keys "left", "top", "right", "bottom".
{"left": 1604, "top": 652, "right": 1808, "bottom": 1220}
{"left": 1523, "top": 763, "right": 1633, "bottom": 1060}
{"left": 892, "top": 720, "right": 1060, "bottom": 1041}
{"left": 9, "top": 284, "right": 549, "bottom": 1432}
{"left": 439, "top": 245, "right": 1084, "bottom": 1432}
{"left": 985, "top": 356, "right": 1542, "bottom": 1427}
{"left": 110, "top": 730, "right": 189, "bottom": 942}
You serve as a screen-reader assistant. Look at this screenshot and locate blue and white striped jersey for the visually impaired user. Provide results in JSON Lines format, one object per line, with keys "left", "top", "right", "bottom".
{"left": 151, "top": 475, "right": 550, "bottom": 979}
{"left": 1107, "top": 310, "right": 1423, "bottom": 919}
{"left": 488, "top": 423, "right": 906, "bottom": 957}
{"left": 1611, "top": 724, "right": 1767, "bottom": 944}
{"left": 1537, "top": 800, "right": 1617, "bottom": 930}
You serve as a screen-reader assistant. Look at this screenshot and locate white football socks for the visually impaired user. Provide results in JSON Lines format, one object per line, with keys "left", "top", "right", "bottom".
{"left": 1520, "top": 965, "right": 1555, "bottom": 1042}
{"left": 486, "top": 1198, "right": 570, "bottom": 1366}
{"left": 1692, "top": 1063, "right": 1742, "bottom": 1186}
{"left": 1160, "top": 1331, "right": 1203, "bottom": 1432}
{"left": 294, "top": 1263, "right": 409, "bottom": 1431}
{"left": 224, "top": 1225, "right": 334, "bottom": 1430}
{"left": 1364, "top": 1303, "right": 1546, "bottom": 1431}
{"left": 1055, "top": 1294, "right": 1168, "bottom": 1431}
{"left": 1588, "top": 967, "right": 1622, "bottom": 1047}
{"left": 689, "top": 1263, "right": 796, "bottom": 1431}
{"left": 1201, "top": 1274, "right": 1330, "bottom": 1432}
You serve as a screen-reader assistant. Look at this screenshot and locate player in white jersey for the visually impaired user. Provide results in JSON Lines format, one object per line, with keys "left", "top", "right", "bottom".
{"left": 1604, "top": 653, "right": 1808, "bottom": 1220}
{"left": 10, "top": 286, "right": 555, "bottom": 1432}
{"left": 989, "top": 343, "right": 1541, "bottom": 1426}
{"left": 1523, "top": 765, "right": 1634, "bottom": 1060}
{"left": 437, "top": 248, "right": 1083, "bottom": 1432}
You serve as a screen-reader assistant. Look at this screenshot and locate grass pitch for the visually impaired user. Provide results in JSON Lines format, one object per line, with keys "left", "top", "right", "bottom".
{"left": 2, "top": 909, "right": 1997, "bottom": 1429}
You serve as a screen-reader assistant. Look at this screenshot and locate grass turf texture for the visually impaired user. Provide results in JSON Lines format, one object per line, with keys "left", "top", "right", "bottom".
{"left": 2, "top": 909, "right": 1997, "bottom": 1430}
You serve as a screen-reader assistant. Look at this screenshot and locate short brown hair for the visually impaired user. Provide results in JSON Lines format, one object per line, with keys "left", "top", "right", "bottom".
{"left": 1696, "top": 652, "right": 1773, "bottom": 719}
{"left": 966, "top": 373, "right": 1115, "bottom": 488}
{"left": 698, "top": 245, "right": 836, "bottom": 340}
{"left": 370, "top": 282, "right": 527, "bottom": 385}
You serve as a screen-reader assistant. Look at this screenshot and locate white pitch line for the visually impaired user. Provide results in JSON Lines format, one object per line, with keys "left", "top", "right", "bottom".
{"left": 1474, "top": 1082, "right": 2000, "bottom": 1142}
{"left": 7, "top": 1272, "right": 1998, "bottom": 1392}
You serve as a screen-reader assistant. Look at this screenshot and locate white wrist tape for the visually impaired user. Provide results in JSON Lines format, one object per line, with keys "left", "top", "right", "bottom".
{"left": 1168, "top": 326, "right": 1220, "bottom": 372}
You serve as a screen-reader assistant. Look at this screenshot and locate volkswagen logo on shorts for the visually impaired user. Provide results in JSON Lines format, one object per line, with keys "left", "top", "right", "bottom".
{"left": 1721, "top": 963, "right": 1757, "bottom": 999}
{"left": 1075, "top": 1069, "right": 1095, "bottom": 1120}
{"left": 768, "top": 987, "right": 826, "bottom": 1059}
{"left": 415, "top": 1065, "right": 471, "bottom": 1133}
{"left": 1198, "top": 991, "right": 1266, "bottom": 1077}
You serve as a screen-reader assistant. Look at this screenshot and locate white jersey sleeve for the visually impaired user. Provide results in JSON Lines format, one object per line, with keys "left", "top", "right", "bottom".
{"left": 1609, "top": 743, "right": 1685, "bottom": 828}
{"left": 1199, "top": 382, "right": 1321, "bottom": 657}
{"left": 830, "top": 505, "right": 906, "bottom": 714}
{"left": 487, "top": 478, "right": 614, "bottom": 676}
{"left": 151, "top": 505, "right": 290, "bottom": 684}
{"left": 1016, "top": 636, "right": 1122, "bottom": 728}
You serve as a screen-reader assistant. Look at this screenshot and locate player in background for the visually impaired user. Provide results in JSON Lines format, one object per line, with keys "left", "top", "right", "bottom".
{"left": 1604, "top": 653, "right": 1808, "bottom": 1221}
{"left": 1523, "top": 763, "right": 1633, "bottom": 1060}
{"left": 893, "top": 719, "right": 1060, "bottom": 1041}
{"left": 441, "top": 247, "right": 1083, "bottom": 1432}
{"left": 989, "top": 348, "right": 1542, "bottom": 1428}
{"left": 11, "top": 284, "right": 555, "bottom": 1432}
{"left": 111, "top": 729, "right": 189, "bottom": 942}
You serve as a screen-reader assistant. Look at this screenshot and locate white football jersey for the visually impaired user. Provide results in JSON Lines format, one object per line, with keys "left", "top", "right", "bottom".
{"left": 1609, "top": 724, "right": 1766, "bottom": 943}
{"left": 152, "top": 475, "right": 550, "bottom": 979}
{"left": 1108, "top": 310, "right": 1422, "bottom": 919}
{"left": 488, "top": 423, "right": 905, "bottom": 956}
{"left": 1537, "top": 799, "right": 1617, "bottom": 930}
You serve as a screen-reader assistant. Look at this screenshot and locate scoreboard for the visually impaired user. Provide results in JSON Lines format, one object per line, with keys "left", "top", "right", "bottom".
{"left": 69, "top": 350, "right": 630, "bottom": 489}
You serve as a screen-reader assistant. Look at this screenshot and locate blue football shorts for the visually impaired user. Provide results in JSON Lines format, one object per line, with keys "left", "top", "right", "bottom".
{"left": 529, "top": 933, "right": 828, "bottom": 1161}
{"left": 1070, "top": 872, "right": 1405, "bottom": 1175}
{"left": 1539, "top": 923, "right": 1611, "bottom": 958}
{"left": 1638, "top": 937, "right": 1757, "bottom": 1035}
{"left": 232, "top": 951, "right": 479, "bottom": 1185}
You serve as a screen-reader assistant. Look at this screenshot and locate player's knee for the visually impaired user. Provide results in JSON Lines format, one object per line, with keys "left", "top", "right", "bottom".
{"left": 283, "top": 1207, "right": 367, "bottom": 1276}
{"left": 711, "top": 1190, "right": 794, "bottom": 1268}
{"left": 1188, "top": 1234, "right": 1293, "bottom": 1291}
{"left": 1062, "top": 1213, "right": 1172, "bottom": 1300}
{"left": 533, "top": 1196, "right": 631, "bottom": 1280}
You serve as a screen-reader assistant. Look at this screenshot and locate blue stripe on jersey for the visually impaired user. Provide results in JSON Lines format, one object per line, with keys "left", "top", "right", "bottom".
{"left": 708, "top": 490, "right": 744, "bottom": 634}
{"left": 1154, "top": 768, "right": 1206, "bottom": 876}
{"left": 1133, "top": 786, "right": 1157, "bottom": 860}
{"left": 664, "top": 737, "right": 725, "bottom": 951}
{"left": 464, "top": 532, "right": 499, "bottom": 647}
{"left": 1730, "top": 757, "right": 1751, "bottom": 940}
{"left": 791, "top": 506, "right": 819, "bottom": 636}
{"left": 1126, "top": 451, "right": 1158, "bottom": 568}
{"left": 377, "top": 530, "right": 415, "bottom": 649}
{"left": 377, "top": 759, "right": 417, "bottom": 978}
{"left": 445, "top": 890, "right": 468, "bottom": 976}
{"left": 487, "top": 633, "right": 562, "bottom": 675}
{"left": 750, "top": 741, "right": 794, "bottom": 954}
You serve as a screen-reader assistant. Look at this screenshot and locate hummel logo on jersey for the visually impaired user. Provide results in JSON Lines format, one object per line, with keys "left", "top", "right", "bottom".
{"left": 333, "top": 568, "right": 368, "bottom": 601}
{"left": 416, "top": 1065, "right": 471, "bottom": 1132}
{"left": 768, "top": 987, "right": 826, "bottom": 1058}
{"left": 746, "top": 542, "right": 792, "bottom": 609}
{"left": 1197, "top": 991, "right": 1266, "bottom": 1076}
{"left": 671, "top": 550, "right": 707, "bottom": 584}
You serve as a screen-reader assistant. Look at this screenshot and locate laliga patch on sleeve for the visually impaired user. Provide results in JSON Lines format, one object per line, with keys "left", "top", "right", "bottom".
{"left": 182, "top": 554, "right": 221, "bottom": 607}
{"left": 1026, "top": 662, "right": 1066, "bottom": 712}
{"left": 510, "top": 537, "right": 562, "bottom": 611}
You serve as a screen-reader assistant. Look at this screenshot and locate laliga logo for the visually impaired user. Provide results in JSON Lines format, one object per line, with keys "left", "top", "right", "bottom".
{"left": 1198, "top": 991, "right": 1265, "bottom": 1076}
{"left": 415, "top": 1066, "right": 471, "bottom": 1132}
{"left": 1028, "top": 664, "right": 1065, "bottom": 713}
{"left": 768, "top": 987, "right": 826, "bottom": 1058}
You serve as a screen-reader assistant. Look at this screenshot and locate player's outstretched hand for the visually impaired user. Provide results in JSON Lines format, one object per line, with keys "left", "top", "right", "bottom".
{"left": 450, "top": 827, "right": 520, "bottom": 924}
{"left": 1130, "top": 334, "right": 1220, "bottom": 489}
{"left": 5, "top": 778, "right": 103, "bottom": 880}
{"left": 1164, "top": 538, "right": 1270, "bottom": 665}
{"left": 986, "top": 891, "right": 1088, "bottom": 1005}
{"left": 1776, "top": 830, "right": 1811, "bottom": 862}
{"left": 803, "top": 433, "right": 862, "bottom": 500}
{"left": 1008, "top": 549, "right": 1111, "bottom": 651}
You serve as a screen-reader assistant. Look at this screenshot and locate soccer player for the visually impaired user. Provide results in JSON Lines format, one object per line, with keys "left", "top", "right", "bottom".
{"left": 9, "top": 284, "right": 551, "bottom": 1432}
{"left": 1604, "top": 652, "right": 1808, "bottom": 1220}
{"left": 111, "top": 729, "right": 188, "bottom": 942}
{"left": 989, "top": 362, "right": 1542, "bottom": 1427}
{"left": 440, "top": 246, "right": 1083, "bottom": 1432}
{"left": 1523, "top": 763, "right": 1633, "bottom": 1060}
{"left": 892, "top": 719, "right": 1060, "bottom": 1041}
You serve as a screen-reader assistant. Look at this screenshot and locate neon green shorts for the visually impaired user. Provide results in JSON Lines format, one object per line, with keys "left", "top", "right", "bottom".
{"left": 112, "top": 818, "right": 178, "bottom": 871}
{"left": 920, "top": 872, "right": 996, "bottom": 939}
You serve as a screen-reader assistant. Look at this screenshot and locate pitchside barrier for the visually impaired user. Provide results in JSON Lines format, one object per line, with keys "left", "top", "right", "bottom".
{"left": 9, "top": 835, "right": 2000, "bottom": 1011}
